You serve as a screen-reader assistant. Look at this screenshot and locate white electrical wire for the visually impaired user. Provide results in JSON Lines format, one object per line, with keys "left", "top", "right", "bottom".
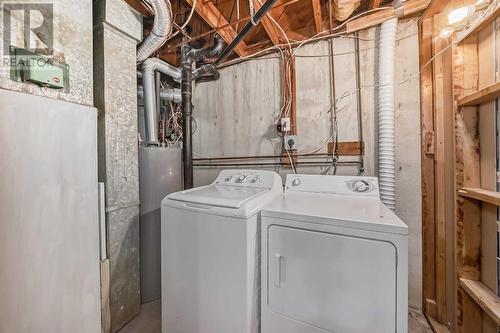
{"left": 192, "top": 0, "right": 500, "bottom": 167}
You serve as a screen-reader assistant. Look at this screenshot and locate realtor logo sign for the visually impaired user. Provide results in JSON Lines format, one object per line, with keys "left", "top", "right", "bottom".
{"left": 2, "top": 2, "right": 54, "bottom": 55}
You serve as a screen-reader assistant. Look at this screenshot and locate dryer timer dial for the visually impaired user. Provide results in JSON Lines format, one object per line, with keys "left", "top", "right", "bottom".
{"left": 352, "top": 180, "right": 370, "bottom": 193}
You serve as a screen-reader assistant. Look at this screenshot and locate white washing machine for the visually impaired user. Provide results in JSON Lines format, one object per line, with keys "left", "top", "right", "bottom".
{"left": 161, "top": 170, "right": 282, "bottom": 333}
{"left": 261, "top": 174, "right": 408, "bottom": 333}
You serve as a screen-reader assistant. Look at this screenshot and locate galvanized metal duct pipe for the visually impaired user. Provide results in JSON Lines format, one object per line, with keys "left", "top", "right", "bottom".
{"left": 142, "top": 58, "right": 182, "bottom": 145}
{"left": 137, "top": 0, "right": 173, "bottom": 63}
{"left": 137, "top": 86, "right": 181, "bottom": 103}
{"left": 377, "top": 18, "right": 398, "bottom": 211}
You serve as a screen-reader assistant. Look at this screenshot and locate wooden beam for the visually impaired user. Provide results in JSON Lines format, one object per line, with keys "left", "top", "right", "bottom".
{"left": 420, "top": 15, "right": 438, "bottom": 321}
{"left": 185, "top": 0, "right": 248, "bottom": 56}
{"left": 327, "top": 142, "right": 364, "bottom": 156}
{"left": 311, "top": 0, "right": 323, "bottom": 33}
{"left": 346, "top": 0, "right": 430, "bottom": 33}
{"left": 457, "top": 82, "right": 500, "bottom": 107}
{"left": 460, "top": 279, "right": 500, "bottom": 326}
{"left": 369, "top": 0, "right": 382, "bottom": 9}
{"left": 458, "top": 188, "right": 500, "bottom": 206}
{"left": 252, "top": 0, "right": 281, "bottom": 45}
{"left": 452, "top": 34, "right": 482, "bottom": 333}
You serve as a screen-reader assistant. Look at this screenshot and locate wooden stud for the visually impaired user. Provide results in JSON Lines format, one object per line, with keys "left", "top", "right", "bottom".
{"left": 452, "top": 34, "right": 482, "bottom": 333}
{"left": 432, "top": 13, "right": 449, "bottom": 323}
{"left": 311, "top": 0, "right": 323, "bottom": 34}
{"left": 420, "top": 15, "right": 438, "bottom": 321}
{"left": 185, "top": 0, "right": 248, "bottom": 56}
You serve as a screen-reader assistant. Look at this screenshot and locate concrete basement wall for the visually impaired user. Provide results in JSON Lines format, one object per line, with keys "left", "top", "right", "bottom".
{"left": 193, "top": 18, "right": 422, "bottom": 309}
{"left": 0, "top": 0, "right": 94, "bottom": 106}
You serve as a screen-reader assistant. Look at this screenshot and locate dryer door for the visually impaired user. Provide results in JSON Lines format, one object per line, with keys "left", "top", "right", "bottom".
{"left": 267, "top": 225, "right": 397, "bottom": 333}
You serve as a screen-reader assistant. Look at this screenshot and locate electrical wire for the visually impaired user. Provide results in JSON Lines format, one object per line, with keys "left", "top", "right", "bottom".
{"left": 191, "top": 0, "right": 499, "bottom": 169}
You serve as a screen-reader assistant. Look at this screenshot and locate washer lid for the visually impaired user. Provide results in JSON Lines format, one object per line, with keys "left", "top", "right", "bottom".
{"left": 168, "top": 185, "right": 269, "bottom": 209}
{"left": 262, "top": 192, "right": 408, "bottom": 235}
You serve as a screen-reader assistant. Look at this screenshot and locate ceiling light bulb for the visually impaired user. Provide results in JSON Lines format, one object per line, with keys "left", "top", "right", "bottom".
{"left": 448, "top": 6, "right": 475, "bottom": 27}
{"left": 440, "top": 26, "right": 455, "bottom": 39}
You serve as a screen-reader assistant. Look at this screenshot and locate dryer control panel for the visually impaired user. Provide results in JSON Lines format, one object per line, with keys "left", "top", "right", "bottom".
{"left": 213, "top": 170, "right": 282, "bottom": 189}
{"left": 286, "top": 174, "right": 380, "bottom": 197}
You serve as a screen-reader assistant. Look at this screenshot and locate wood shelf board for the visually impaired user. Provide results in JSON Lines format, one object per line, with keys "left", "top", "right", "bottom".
{"left": 457, "top": 82, "right": 500, "bottom": 107}
{"left": 459, "top": 278, "right": 500, "bottom": 326}
{"left": 458, "top": 187, "right": 500, "bottom": 206}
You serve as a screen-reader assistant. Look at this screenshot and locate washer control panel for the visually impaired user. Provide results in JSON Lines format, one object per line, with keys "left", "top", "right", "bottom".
{"left": 286, "top": 174, "right": 379, "bottom": 197}
{"left": 214, "top": 170, "right": 279, "bottom": 189}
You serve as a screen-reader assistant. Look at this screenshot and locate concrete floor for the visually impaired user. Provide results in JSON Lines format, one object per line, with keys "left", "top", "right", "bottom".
{"left": 118, "top": 300, "right": 433, "bottom": 333}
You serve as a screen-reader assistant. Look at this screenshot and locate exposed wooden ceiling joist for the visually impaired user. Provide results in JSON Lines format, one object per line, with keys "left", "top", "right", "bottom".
{"left": 252, "top": 0, "right": 281, "bottom": 45}
{"left": 185, "top": 0, "right": 248, "bottom": 56}
{"left": 346, "top": 0, "right": 429, "bottom": 33}
{"left": 311, "top": 0, "right": 323, "bottom": 33}
{"left": 369, "top": 0, "right": 382, "bottom": 10}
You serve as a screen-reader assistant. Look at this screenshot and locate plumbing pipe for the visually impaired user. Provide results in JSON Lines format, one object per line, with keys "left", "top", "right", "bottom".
{"left": 354, "top": 33, "right": 365, "bottom": 174}
{"left": 213, "top": 0, "right": 279, "bottom": 66}
{"left": 181, "top": 35, "right": 224, "bottom": 189}
{"left": 193, "top": 161, "right": 362, "bottom": 168}
{"left": 137, "top": 0, "right": 173, "bottom": 63}
{"left": 378, "top": 18, "right": 398, "bottom": 211}
{"left": 181, "top": 45, "right": 195, "bottom": 188}
{"left": 192, "top": 64, "right": 220, "bottom": 81}
{"left": 137, "top": 86, "right": 181, "bottom": 103}
{"left": 142, "top": 58, "right": 182, "bottom": 145}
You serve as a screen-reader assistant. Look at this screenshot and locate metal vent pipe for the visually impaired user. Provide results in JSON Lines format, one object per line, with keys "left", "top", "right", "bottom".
{"left": 137, "top": 0, "right": 173, "bottom": 63}
{"left": 142, "top": 58, "right": 181, "bottom": 145}
{"left": 137, "top": 86, "right": 181, "bottom": 104}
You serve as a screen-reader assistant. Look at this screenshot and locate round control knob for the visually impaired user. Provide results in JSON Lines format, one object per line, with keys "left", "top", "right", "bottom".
{"left": 251, "top": 176, "right": 260, "bottom": 183}
{"left": 237, "top": 175, "right": 247, "bottom": 183}
{"left": 292, "top": 178, "right": 301, "bottom": 186}
{"left": 225, "top": 176, "right": 233, "bottom": 182}
{"left": 353, "top": 180, "right": 370, "bottom": 192}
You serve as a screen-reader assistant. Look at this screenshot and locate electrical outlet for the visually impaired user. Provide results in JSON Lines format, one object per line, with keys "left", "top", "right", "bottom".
{"left": 284, "top": 135, "right": 298, "bottom": 150}
{"left": 280, "top": 118, "right": 291, "bottom": 132}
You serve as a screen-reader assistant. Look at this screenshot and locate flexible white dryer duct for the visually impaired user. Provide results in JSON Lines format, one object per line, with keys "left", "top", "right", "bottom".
{"left": 378, "top": 18, "right": 398, "bottom": 211}
{"left": 137, "top": 0, "right": 173, "bottom": 63}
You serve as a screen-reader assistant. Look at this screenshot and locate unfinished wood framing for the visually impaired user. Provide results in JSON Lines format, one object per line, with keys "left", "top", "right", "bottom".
{"left": 420, "top": 1, "right": 500, "bottom": 332}
{"left": 311, "top": 0, "right": 323, "bottom": 33}
{"left": 460, "top": 278, "right": 500, "bottom": 326}
{"left": 457, "top": 82, "right": 500, "bottom": 107}
{"left": 420, "top": 14, "right": 438, "bottom": 320}
{"left": 185, "top": 0, "right": 248, "bottom": 57}
{"left": 458, "top": 188, "right": 500, "bottom": 206}
{"left": 346, "top": 0, "right": 429, "bottom": 33}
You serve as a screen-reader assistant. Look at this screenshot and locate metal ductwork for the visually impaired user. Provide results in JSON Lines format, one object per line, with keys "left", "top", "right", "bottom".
{"left": 137, "top": 86, "right": 181, "bottom": 104}
{"left": 142, "top": 58, "right": 182, "bottom": 145}
{"left": 137, "top": 0, "right": 174, "bottom": 63}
